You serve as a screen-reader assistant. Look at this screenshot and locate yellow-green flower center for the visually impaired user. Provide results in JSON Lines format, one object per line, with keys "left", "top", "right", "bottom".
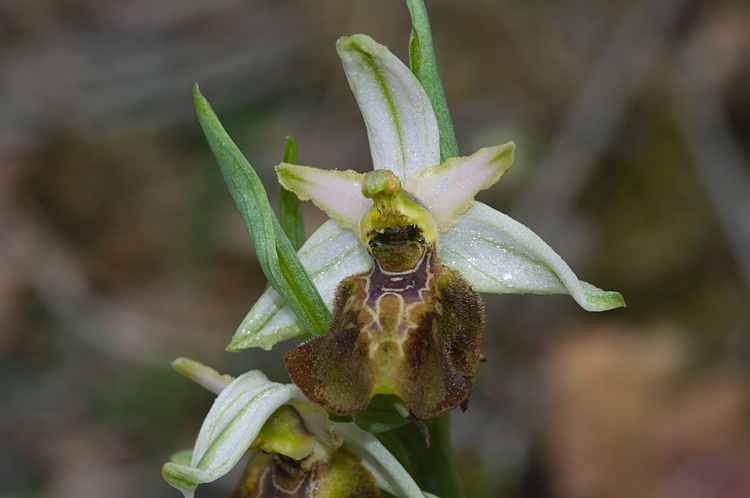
{"left": 359, "top": 170, "right": 438, "bottom": 271}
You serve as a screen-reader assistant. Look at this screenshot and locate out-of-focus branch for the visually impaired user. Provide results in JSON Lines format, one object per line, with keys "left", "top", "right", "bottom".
{"left": 0, "top": 3, "right": 324, "bottom": 141}
{"left": 510, "top": 0, "right": 691, "bottom": 258}
{"left": 673, "top": 23, "right": 750, "bottom": 292}
{"left": 0, "top": 160, "right": 214, "bottom": 365}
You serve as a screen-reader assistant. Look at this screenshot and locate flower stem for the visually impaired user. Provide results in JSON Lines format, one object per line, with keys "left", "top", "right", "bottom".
{"left": 422, "top": 413, "right": 465, "bottom": 498}
{"left": 406, "top": 0, "right": 459, "bottom": 162}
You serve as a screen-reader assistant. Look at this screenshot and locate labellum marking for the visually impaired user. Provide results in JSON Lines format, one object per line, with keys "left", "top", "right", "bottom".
{"left": 285, "top": 230, "right": 483, "bottom": 419}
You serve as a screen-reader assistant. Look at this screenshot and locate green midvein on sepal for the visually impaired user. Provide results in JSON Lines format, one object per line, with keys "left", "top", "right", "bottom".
{"left": 193, "top": 84, "right": 331, "bottom": 337}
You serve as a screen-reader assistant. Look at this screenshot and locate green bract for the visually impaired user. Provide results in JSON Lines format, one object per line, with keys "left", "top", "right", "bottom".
{"left": 194, "top": 86, "right": 331, "bottom": 339}
{"left": 229, "top": 34, "right": 624, "bottom": 353}
{"left": 278, "top": 136, "right": 306, "bottom": 252}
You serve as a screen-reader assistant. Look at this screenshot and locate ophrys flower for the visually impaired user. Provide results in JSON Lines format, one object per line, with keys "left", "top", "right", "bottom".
{"left": 228, "top": 34, "right": 624, "bottom": 419}
{"left": 162, "top": 359, "right": 437, "bottom": 498}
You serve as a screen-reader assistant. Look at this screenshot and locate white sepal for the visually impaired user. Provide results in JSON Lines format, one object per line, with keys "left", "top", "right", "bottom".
{"left": 163, "top": 371, "right": 308, "bottom": 498}
{"left": 335, "top": 422, "right": 440, "bottom": 498}
{"left": 228, "top": 220, "right": 371, "bottom": 351}
{"left": 440, "top": 202, "right": 625, "bottom": 311}
{"left": 337, "top": 34, "right": 440, "bottom": 185}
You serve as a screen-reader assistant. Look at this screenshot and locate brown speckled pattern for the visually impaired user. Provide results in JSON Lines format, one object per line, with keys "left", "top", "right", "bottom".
{"left": 229, "top": 450, "right": 380, "bottom": 498}
{"left": 285, "top": 243, "right": 484, "bottom": 419}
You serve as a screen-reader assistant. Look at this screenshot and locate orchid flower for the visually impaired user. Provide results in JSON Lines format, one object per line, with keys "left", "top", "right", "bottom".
{"left": 224, "top": 34, "right": 623, "bottom": 419}
{"left": 162, "top": 358, "right": 438, "bottom": 498}
{"left": 231, "top": 34, "right": 623, "bottom": 351}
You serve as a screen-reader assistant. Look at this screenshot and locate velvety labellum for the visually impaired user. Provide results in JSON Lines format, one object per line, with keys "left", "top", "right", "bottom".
{"left": 285, "top": 222, "right": 483, "bottom": 420}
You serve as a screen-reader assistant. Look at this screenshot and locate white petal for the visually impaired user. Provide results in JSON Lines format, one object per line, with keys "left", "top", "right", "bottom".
{"left": 407, "top": 143, "right": 515, "bottom": 231}
{"left": 171, "top": 358, "right": 235, "bottom": 394}
{"left": 337, "top": 34, "right": 440, "bottom": 184}
{"left": 440, "top": 202, "right": 625, "bottom": 311}
{"left": 277, "top": 163, "right": 371, "bottom": 234}
{"left": 228, "top": 219, "right": 371, "bottom": 351}
{"left": 335, "top": 422, "right": 438, "bottom": 498}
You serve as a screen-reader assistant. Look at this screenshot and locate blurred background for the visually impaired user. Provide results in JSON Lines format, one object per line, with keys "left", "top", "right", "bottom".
{"left": 1, "top": 0, "right": 749, "bottom": 497}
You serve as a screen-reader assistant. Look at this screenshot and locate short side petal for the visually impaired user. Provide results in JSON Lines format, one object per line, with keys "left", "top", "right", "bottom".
{"left": 171, "top": 358, "right": 234, "bottom": 394}
{"left": 407, "top": 142, "right": 515, "bottom": 231}
{"left": 277, "top": 163, "right": 370, "bottom": 233}
{"left": 228, "top": 220, "right": 371, "bottom": 351}
{"left": 291, "top": 400, "right": 344, "bottom": 449}
{"left": 337, "top": 34, "right": 440, "bottom": 184}
{"left": 440, "top": 202, "right": 625, "bottom": 311}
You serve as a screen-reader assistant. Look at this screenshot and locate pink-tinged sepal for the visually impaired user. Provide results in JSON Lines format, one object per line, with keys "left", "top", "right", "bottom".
{"left": 277, "top": 163, "right": 371, "bottom": 234}
{"left": 407, "top": 142, "right": 515, "bottom": 231}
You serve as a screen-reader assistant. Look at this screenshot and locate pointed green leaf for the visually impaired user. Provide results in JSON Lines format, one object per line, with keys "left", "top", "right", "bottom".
{"left": 228, "top": 220, "right": 371, "bottom": 351}
{"left": 337, "top": 34, "right": 440, "bottom": 185}
{"left": 406, "top": 0, "right": 458, "bottom": 162}
{"left": 193, "top": 85, "right": 330, "bottom": 337}
{"left": 440, "top": 202, "right": 625, "bottom": 311}
{"left": 278, "top": 136, "right": 306, "bottom": 252}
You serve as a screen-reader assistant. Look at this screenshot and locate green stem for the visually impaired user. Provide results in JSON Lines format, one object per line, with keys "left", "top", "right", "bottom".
{"left": 423, "top": 413, "right": 465, "bottom": 498}
{"left": 406, "top": 0, "right": 459, "bottom": 162}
